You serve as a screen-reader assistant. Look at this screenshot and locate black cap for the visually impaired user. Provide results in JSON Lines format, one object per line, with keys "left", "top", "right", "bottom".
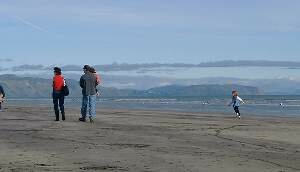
{"left": 53, "top": 67, "right": 61, "bottom": 73}
{"left": 83, "top": 65, "right": 90, "bottom": 70}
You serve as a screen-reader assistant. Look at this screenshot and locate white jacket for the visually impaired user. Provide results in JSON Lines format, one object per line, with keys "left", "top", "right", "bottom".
{"left": 230, "top": 96, "right": 245, "bottom": 107}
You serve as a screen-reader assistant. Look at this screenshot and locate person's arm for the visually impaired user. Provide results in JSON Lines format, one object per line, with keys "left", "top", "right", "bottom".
{"left": 237, "top": 96, "right": 245, "bottom": 104}
{"left": 96, "top": 74, "right": 101, "bottom": 85}
{"left": 95, "top": 74, "right": 100, "bottom": 86}
{"left": 79, "top": 76, "right": 84, "bottom": 88}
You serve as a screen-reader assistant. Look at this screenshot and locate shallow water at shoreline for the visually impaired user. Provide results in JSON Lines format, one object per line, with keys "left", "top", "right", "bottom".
{"left": 4, "top": 95, "right": 300, "bottom": 117}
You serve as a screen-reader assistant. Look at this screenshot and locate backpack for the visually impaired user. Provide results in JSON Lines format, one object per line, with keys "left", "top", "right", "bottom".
{"left": 62, "top": 81, "right": 69, "bottom": 96}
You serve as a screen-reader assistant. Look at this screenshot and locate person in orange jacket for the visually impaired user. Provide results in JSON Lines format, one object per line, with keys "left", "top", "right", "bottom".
{"left": 52, "top": 67, "right": 66, "bottom": 121}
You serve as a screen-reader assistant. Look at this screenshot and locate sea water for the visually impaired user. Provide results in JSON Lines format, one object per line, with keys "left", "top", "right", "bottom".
{"left": 6, "top": 95, "right": 300, "bottom": 117}
{"left": 95, "top": 95, "right": 300, "bottom": 117}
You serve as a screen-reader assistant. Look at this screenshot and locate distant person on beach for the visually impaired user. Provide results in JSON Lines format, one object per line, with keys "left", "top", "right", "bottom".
{"left": 52, "top": 67, "right": 66, "bottom": 121}
{"left": 228, "top": 90, "right": 245, "bottom": 119}
{"left": 0, "top": 85, "right": 5, "bottom": 112}
{"left": 79, "top": 65, "right": 99, "bottom": 123}
{"left": 89, "top": 67, "right": 101, "bottom": 96}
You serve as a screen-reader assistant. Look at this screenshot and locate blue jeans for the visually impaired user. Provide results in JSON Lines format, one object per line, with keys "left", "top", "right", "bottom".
{"left": 81, "top": 95, "right": 97, "bottom": 119}
{"left": 234, "top": 106, "right": 240, "bottom": 115}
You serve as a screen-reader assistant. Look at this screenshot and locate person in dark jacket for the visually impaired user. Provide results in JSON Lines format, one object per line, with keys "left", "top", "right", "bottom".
{"left": 0, "top": 85, "right": 5, "bottom": 111}
{"left": 52, "top": 67, "right": 66, "bottom": 121}
{"left": 79, "top": 65, "right": 98, "bottom": 123}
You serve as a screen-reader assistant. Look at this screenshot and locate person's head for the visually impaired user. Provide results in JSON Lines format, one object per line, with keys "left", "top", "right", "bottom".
{"left": 53, "top": 67, "right": 62, "bottom": 75}
{"left": 83, "top": 65, "right": 91, "bottom": 73}
{"left": 89, "top": 67, "right": 96, "bottom": 74}
{"left": 232, "top": 90, "right": 238, "bottom": 97}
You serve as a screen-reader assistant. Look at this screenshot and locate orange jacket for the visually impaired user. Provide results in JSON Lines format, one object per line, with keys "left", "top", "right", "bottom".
{"left": 53, "top": 75, "right": 65, "bottom": 91}
{"left": 94, "top": 73, "right": 101, "bottom": 85}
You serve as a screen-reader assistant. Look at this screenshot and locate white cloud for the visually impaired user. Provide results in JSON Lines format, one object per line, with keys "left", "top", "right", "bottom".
{"left": 14, "top": 16, "right": 47, "bottom": 32}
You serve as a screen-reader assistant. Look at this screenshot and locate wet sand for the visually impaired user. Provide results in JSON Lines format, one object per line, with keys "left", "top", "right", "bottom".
{"left": 0, "top": 105, "right": 299, "bottom": 172}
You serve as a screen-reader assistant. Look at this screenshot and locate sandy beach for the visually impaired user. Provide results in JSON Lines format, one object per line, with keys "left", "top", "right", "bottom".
{"left": 0, "top": 105, "right": 299, "bottom": 172}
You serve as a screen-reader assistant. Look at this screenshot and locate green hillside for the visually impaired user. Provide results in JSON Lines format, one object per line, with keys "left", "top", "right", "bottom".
{"left": 0, "top": 75, "right": 260, "bottom": 98}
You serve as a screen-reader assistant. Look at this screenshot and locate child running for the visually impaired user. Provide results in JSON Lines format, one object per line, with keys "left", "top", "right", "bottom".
{"left": 228, "top": 90, "right": 245, "bottom": 119}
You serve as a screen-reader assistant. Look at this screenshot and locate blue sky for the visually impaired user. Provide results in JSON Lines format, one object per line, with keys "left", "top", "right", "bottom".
{"left": 1, "top": 0, "right": 300, "bottom": 65}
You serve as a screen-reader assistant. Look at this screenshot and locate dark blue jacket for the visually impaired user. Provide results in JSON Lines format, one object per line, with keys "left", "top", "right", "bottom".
{"left": 0, "top": 85, "right": 5, "bottom": 97}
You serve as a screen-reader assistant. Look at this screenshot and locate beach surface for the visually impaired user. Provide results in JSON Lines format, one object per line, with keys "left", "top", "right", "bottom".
{"left": 0, "top": 105, "right": 299, "bottom": 172}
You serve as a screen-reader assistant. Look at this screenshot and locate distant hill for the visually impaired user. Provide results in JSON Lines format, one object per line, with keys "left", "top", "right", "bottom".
{"left": 0, "top": 75, "right": 53, "bottom": 98}
{"left": 0, "top": 75, "right": 260, "bottom": 98}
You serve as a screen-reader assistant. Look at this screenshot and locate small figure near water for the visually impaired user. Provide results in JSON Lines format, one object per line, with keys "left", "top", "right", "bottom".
{"left": 228, "top": 90, "right": 245, "bottom": 119}
{"left": 0, "top": 85, "right": 5, "bottom": 112}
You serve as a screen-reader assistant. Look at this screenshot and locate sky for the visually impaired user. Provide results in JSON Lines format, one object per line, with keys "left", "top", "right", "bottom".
{"left": 1, "top": 0, "right": 300, "bottom": 66}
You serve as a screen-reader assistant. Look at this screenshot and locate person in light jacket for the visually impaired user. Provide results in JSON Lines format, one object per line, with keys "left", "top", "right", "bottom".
{"left": 79, "top": 65, "right": 98, "bottom": 123}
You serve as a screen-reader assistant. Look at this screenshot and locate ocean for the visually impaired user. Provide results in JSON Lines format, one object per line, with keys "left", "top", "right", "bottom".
{"left": 5, "top": 95, "right": 300, "bottom": 117}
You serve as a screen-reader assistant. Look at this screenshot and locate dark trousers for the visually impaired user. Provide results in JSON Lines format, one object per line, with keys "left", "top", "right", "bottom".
{"left": 0, "top": 102, "right": 2, "bottom": 110}
{"left": 52, "top": 91, "right": 65, "bottom": 120}
{"left": 234, "top": 106, "right": 240, "bottom": 115}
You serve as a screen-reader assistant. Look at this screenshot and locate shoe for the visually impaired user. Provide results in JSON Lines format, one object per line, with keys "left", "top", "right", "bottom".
{"left": 79, "top": 117, "right": 86, "bottom": 122}
{"left": 62, "top": 112, "right": 65, "bottom": 121}
{"left": 89, "top": 117, "right": 94, "bottom": 123}
{"left": 55, "top": 111, "right": 59, "bottom": 121}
